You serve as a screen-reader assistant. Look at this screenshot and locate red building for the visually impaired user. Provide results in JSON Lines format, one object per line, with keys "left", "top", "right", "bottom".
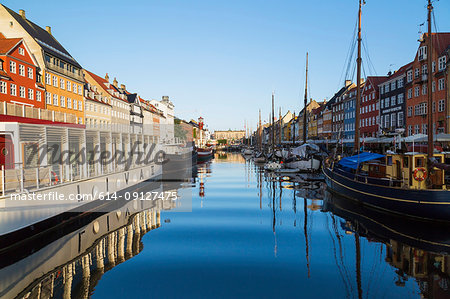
{"left": 406, "top": 32, "right": 450, "bottom": 136}
{"left": 360, "top": 76, "right": 387, "bottom": 137}
{"left": 0, "top": 34, "right": 44, "bottom": 112}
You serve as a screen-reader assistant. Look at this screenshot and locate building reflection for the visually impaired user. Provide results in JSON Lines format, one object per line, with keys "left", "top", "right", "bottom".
{"left": 386, "top": 240, "right": 450, "bottom": 299}
{"left": 0, "top": 177, "right": 186, "bottom": 299}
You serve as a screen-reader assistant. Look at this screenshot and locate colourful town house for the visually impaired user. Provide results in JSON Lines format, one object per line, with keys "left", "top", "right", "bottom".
{"left": 0, "top": 5, "right": 85, "bottom": 124}
{"left": 0, "top": 34, "right": 45, "bottom": 119}
{"left": 406, "top": 32, "right": 450, "bottom": 136}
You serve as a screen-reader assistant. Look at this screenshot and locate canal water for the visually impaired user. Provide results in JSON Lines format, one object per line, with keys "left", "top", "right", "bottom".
{"left": 1, "top": 153, "right": 449, "bottom": 298}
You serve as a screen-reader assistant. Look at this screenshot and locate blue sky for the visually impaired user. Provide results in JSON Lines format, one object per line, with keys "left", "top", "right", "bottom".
{"left": 3, "top": 0, "right": 450, "bottom": 131}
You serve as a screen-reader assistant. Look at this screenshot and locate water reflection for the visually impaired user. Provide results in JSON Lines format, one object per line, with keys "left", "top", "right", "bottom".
{"left": 0, "top": 179, "right": 185, "bottom": 299}
{"left": 3, "top": 153, "right": 450, "bottom": 298}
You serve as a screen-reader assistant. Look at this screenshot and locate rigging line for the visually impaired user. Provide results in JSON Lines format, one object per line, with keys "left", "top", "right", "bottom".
{"left": 326, "top": 214, "right": 351, "bottom": 299}
{"left": 362, "top": 32, "right": 377, "bottom": 76}
{"left": 338, "top": 19, "right": 359, "bottom": 90}
{"left": 331, "top": 215, "right": 355, "bottom": 296}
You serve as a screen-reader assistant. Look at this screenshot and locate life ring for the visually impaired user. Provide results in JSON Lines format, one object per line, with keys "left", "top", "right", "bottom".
{"left": 51, "top": 171, "right": 59, "bottom": 185}
{"left": 413, "top": 167, "right": 427, "bottom": 182}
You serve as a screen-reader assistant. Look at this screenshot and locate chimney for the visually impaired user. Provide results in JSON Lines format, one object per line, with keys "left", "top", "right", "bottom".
{"left": 105, "top": 73, "right": 109, "bottom": 82}
{"left": 120, "top": 84, "right": 126, "bottom": 90}
{"left": 46, "top": 26, "right": 52, "bottom": 35}
{"left": 19, "top": 9, "right": 26, "bottom": 19}
{"left": 113, "top": 77, "right": 118, "bottom": 87}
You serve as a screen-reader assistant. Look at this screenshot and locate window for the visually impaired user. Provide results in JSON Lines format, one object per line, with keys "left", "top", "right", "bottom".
{"left": 19, "top": 86, "right": 25, "bottom": 98}
{"left": 438, "top": 78, "right": 445, "bottom": 91}
{"left": 28, "top": 88, "right": 33, "bottom": 100}
{"left": 73, "top": 100, "right": 78, "bottom": 110}
{"left": 398, "top": 93, "right": 404, "bottom": 104}
{"left": 0, "top": 81, "right": 6, "bottom": 94}
{"left": 422, "top": 84, "right": 427, "bottom": 95}
{"left": 45, "top": 73, "right": 51, "bottom": 84}
{"left": 36, "top": 91, "right": 41, "bottom": 102}
{"left": 391, "top": 96, "right": 396, "bottom": 106}
{"left": 421, "top": 64, "right": 427, "bottom": 75}
{"left": 397, "top": 78, "right": 403, "bottom": 88}
{"left": 414, "top": 86, "right": 420, "bottom": 97}
{"left": 418, "top": 46, "right": 427, "bottom": 61}
{"left": 422, "top": 124, "right": 427, "bottom": 134}
{"left": 398, "top": 112, "right": 404, "bottom": 127}
{"left": 438, "top": 56, "right": 447, "bottom": 71}
{"left": 384, "top": 114, "right": 390, "bottom": 128}
{"left": 60, "top": 96, "right": 66, "bottom": 107}
{"left": 60, "top": 78, "right": 65, "bottom": 89}
{"left": 10, "top": 61, "right": 16, "bottom": 73}
{"left": 408, "top": 106, "right": 412, "bottom": 117}
{"left": 53, "top": 94, "right": 58, "bottom": 106}
{"left": 52, "top": 75, "right": 57, "bottom": 87}
{"left": 415, "top": 124, "right": 420, "bottom": 134}
{"left": 67, "top": 81, "right": 71, "bottom": 91}
{"left": 46, "top": 92, "right": 51, "bottom": 104}
{"left": 414, "top": 68, "right": 419, "bottom": 79}
{"left": 67, "top": 98, "right": 72, "bottom": 109}
{"left": 407, "top": 88, "right": 412, "bottom": 99}
{"left": 19, "top": 64, "right": 25, "bottom": 76}
{"left": 438, "top": 99, "right": 445, "bottom": 112}
{"left": 407, "top": 70, "right": 413, "bottom": 82}
{"left": 27, "top": 67, "right": 33, "bottom": 79}
{"left": 391, "top": 113, "right": 396, "bottom": 127}
{"left": 18, "top": 47, "right": 24, "bottom": 55}
{"left": 408, "top": 125, "right": 412, "bottom": 136}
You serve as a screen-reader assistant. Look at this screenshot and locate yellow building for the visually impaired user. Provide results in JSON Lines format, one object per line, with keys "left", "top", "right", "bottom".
{"left": 0, "top": 6, "right": 85, "bottom": 124}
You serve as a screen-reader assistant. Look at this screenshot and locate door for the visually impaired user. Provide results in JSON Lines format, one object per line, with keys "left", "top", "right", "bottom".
{"left": 0, "top": 134, "right": 14, "bottom": 169}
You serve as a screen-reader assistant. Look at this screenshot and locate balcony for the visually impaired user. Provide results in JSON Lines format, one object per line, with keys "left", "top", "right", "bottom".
{"left": 45, "top": 60, "right": 84, "bottom": 82}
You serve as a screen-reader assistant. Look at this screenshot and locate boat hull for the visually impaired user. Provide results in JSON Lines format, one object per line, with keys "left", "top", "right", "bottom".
{"left": 323, "top": 166, "right": 450, "bottom": 222}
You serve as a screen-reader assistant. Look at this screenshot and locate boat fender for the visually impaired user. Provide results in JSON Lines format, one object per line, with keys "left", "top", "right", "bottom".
{"left": 413, "top": 167, "right": 427, "bottom": 182}
{"left": 51, "top": 171, "right": 59, "bottom": 185}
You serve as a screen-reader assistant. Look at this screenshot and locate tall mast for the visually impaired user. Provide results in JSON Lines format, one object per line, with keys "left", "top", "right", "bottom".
{"left": 259, "top": 109, "right": 262, "bottom": 150}
{"left": 303, "top": 52, "right": 308, "bottom": 144}
{"left": 279, "top": 107, "right": 282, "bottom": 145}
{"left": 354, "top": 0, "right": 363, "bottom": 154}
{"left": 427, "top": 0, "right": 434, "bottom": 160}
{"left": 272, "top": 92, "right": 275, "bottom": 152}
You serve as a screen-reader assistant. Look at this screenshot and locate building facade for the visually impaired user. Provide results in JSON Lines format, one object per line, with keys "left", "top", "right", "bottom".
{"left": 0, "top": 6, "right": 85, "bottom": 124}
{"left": 406, "top": 33, "right": 450, "bottom": 136}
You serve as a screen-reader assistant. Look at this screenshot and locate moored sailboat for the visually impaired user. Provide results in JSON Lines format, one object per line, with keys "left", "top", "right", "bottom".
{"left": 323, "top": 0, "right": 450, "bottom": 222}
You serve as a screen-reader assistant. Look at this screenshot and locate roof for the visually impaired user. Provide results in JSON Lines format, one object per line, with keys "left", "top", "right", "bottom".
{"left": 84, "top": 70, "right": 129, "bottom": 103}
{"left": 0, "top": 35, "right": 22, "bottom": 55}
{"left": 2, "top": 4, "right": 82, "bottom": 68}
{"left": 424, "top": 32, "right": 450, "bottom": 56}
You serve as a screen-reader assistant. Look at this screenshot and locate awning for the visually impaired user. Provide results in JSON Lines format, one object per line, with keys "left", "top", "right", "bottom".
{"left": 338, "top": 152, "right": 385, "bottom": 170}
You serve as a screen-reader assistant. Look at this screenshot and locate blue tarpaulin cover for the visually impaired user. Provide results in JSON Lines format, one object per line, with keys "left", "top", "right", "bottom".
{"left": 338, "top": 152, "right": 385, "bottom": 170}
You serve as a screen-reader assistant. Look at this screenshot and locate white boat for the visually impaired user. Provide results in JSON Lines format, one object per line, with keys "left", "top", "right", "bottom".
{"left": 264, "top": 161, "right": 282, "bottom": 171}
{"left": 284, "top": 158, "right": 321, "bottom": 171}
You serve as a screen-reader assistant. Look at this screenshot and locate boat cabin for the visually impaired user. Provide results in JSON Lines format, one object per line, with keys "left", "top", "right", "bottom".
{"left": 384, "top": 153, "right": 445, "bottom": 190}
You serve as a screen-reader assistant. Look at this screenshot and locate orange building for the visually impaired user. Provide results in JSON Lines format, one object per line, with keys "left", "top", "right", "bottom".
{"left": 0, "top": 35, "right": 45, "bottom": 112}
{"left": 0, "top": 6, "right": 85, "bottom": 124}
{"left": 405, "top": 33, "right": 450, "bottom": 136}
